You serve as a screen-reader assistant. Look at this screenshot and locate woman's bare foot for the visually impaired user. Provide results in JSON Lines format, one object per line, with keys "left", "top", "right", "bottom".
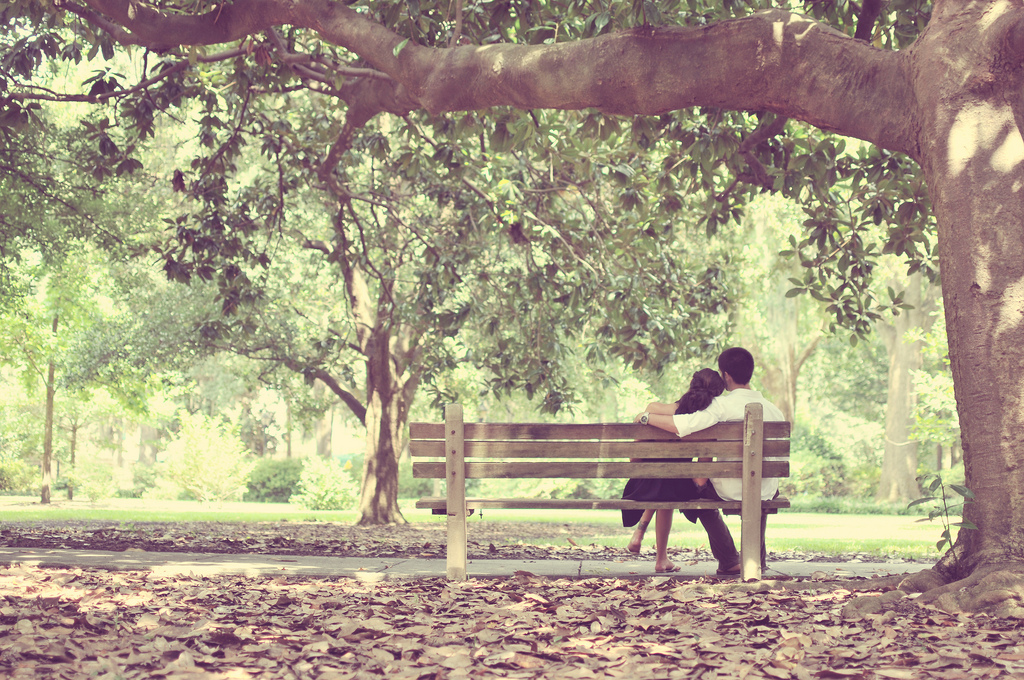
{"left": 655, "top": 561, "right": 680, "bottom": 573}
{"left": 627, "top": 522, "right": 649, "bottom": 553}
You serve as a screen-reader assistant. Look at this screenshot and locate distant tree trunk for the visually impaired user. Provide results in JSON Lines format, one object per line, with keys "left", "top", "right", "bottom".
{"left": 116, "top": 420, "right": 126, "bottom": 469}
{"left": 314, "top": 381, "right": 333, "bottom": 458}
{"left": 40, "top": 313, "right": 58, "bottom": 505}
{"left": 753, "top": 295, "right": 820, "bottom": 425}
{"left": 285, "top": 403, "right": 293, "bottom": 458}
{"left": 760, "top": 334, "right": 820, "bottom": 424}
{"left": 138, "top": 424, "right": 160, "bottom": 465}
{"left": 876, "top": 272, "right": 934, "bottom": 503}
{"left": 67, "top": 421, "right": 78, "bottom": 501}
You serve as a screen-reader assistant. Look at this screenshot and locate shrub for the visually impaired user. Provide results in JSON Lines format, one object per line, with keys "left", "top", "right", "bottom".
{"left": 398, "top": 455, "right": 434, "bottom": 500}
{"left": 0, "top": 456, "right": 35, "bottom": 493}
{"left": 119, "top": 464, "right": 159, "bottom": 499}
{"left": 156, "top": 411, "right": 256, "bottom": 503}
{"left": 64, "top": 458, "right": 118, "bottom": 503}
{"left": 788, "top": 496, "right": 914, "bottom": 515}
{"left": 245, "top": 459, "right": 304, "bottom": 503}
{"left": 290, "top": 456, "right": 359, "bottom": 511}
{"left": 785, "top": 421, "right": 879, "bottom": 500}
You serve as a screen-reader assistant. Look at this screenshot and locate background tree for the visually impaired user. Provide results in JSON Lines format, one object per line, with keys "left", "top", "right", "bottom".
{"left": 734, "top": 195, "right": 826, "bottom": 425}
{"left": 0, "top": 251, "right": 105, "bottom": 503}
{"left": 908, "top": 303, "right": 962, "bottom": 472}
{"left": 876, "top": 268, "right": 938, "bottom": 503}
{"left": 185, "top": 107, "right": 738, "bottom": 523}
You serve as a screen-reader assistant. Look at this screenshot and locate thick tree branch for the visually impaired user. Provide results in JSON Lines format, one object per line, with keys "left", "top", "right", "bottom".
{"left": 854, "top": 0, "right": 886, "bottom": 42}
{"left": 74, "top": 1, "right": 919, "bottom": 156}
{"left": 736, "top": 114, "right": 789, "bottom": 189}
{"left": 213, "top": 338, "right": 369, "bottom": 425}
{"left": 306, "top": 366, "right": 367, "bottom": 424}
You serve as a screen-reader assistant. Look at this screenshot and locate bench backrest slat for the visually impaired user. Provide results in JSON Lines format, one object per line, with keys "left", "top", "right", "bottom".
{"left": 413, "top": 460, "right": 790, "bottom": 479}
{"left": 410, "top": 439, "right": 790, "bottom": 459}
{"left": 409, "top": 421, "right": 791, "bottom": 441}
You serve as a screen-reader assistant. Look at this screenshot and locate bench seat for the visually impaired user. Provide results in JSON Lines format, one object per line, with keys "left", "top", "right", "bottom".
{"left": 414, "top": 496, "right": 791, "bottom": 512}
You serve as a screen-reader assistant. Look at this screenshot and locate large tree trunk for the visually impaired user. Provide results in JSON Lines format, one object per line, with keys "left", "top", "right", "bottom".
{"left": 912, "top": 4, "right": 1024, "bottom": 585}
{"left": 357, "top": 333, "right": 406, "bottom": 525}
{"left": 334, "top": 207, "right": 420, "bottom": 525}
{"left": 876, "top": 272, "right": 930, "bottom": 503}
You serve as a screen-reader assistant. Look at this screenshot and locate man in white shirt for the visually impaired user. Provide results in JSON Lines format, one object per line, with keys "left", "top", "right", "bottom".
{"left": 635, "top": 347, "right": 784, "bottom": 574}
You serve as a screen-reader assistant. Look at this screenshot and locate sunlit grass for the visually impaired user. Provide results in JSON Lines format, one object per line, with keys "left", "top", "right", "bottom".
{"left": 410, "top": 508, "right": 946, "bottom": 560}
{"left": 0, "top": 497, "right": 950, "bottom": 560}
{"left": 0, "top": 496, "right": 360, "bottom": 524}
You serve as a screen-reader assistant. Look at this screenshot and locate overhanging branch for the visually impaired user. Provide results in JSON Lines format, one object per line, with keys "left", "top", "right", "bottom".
{"left": 71, "top": 0, "right": 920, "bottom": 158}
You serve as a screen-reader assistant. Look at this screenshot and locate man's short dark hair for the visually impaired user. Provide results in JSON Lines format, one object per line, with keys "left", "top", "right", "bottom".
{"left": 718, "top": 347, "right": 754, "bottom": 385}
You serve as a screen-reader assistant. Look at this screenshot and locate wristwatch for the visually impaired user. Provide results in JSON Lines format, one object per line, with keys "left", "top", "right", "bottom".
{"left": 639, "top": 412, "right": 650, "bottom": 425}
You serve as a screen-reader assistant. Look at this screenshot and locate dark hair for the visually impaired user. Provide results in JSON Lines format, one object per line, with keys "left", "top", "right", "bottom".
{"left": 675, "top": 368, "right": 726, "bottom": 415}
{"left": 717, "top": 347, "right": 754, "bottom": 385}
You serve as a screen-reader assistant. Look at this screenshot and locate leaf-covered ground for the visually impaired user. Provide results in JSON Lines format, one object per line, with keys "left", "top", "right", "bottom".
{"left": 0, "top": 519, "right": 918, "bottom": 565}
{"left": 0, "top": 519, "right": 598, "bottom": 561}
{"left": 3, "top": 563, "right": 1024, "bottom": 679}
{"left": 2, "top": 519, "right": 1020, "bottom": 678}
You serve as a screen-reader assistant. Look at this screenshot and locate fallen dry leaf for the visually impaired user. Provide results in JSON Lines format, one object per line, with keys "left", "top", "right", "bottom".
{"left": 1, "top": 564, "right": 1023, "bottom": 679}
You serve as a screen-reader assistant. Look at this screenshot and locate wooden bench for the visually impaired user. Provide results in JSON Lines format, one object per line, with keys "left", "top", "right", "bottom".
{"left": 411, "top": 403, "right": 791, "bottom": 580}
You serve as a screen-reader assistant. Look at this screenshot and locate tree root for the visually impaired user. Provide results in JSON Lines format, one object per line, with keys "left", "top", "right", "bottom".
{"left": 842, "top": 563, "right": 1024, "bottom": 619}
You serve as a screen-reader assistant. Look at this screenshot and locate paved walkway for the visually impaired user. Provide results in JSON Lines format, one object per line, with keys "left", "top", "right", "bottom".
{"left": 0, "top": 547, "right": 932, "bottom": 583}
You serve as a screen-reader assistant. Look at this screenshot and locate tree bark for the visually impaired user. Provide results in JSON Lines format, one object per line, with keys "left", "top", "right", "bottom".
{"left": 912, "top": 4, "right": 1024, "bottom": 580}
{"left": 75, "top": 2, "right": 920, "bottom": 156}
{"left": 357, "top": 329, "right": 406, "bottom": 525}
{"left": 138, "top": 424, "right": 159, "bottom": 466}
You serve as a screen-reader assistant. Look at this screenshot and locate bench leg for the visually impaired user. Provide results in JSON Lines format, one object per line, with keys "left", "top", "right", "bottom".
{"left": 739, "top": 404, "right": 764, "bottom": 580}
{"left": 739, "top": 507, "right": 762, "bottom": 581}
{"left": 447, "top": 508, "right": 468, "bottom": 580}
{"left": 445, "top": 404, "right": 468, "bottom": 580}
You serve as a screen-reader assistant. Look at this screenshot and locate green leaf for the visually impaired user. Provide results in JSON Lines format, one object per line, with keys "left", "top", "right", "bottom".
{"left": 949, "top": 484, "right": 975, "bottom": 499}
{"left": 393, "top": 39, "right": 410, "bottom": 57}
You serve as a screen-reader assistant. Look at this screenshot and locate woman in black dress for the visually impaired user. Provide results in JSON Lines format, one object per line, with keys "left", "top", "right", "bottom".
{"left": 622, "top": 368, "right": 725, "bottom": 572}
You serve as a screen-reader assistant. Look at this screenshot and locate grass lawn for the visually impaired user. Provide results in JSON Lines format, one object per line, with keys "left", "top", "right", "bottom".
{"left": 0, "top": 496, "right": 949, "bottom": 560}
{"left": 412, "top": 507, "right": 946, "bottom": 560}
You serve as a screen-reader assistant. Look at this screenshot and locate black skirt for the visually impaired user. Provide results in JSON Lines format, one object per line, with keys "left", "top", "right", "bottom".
{"left": 621, "top": 476, "right": 706, "bottom": 527}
